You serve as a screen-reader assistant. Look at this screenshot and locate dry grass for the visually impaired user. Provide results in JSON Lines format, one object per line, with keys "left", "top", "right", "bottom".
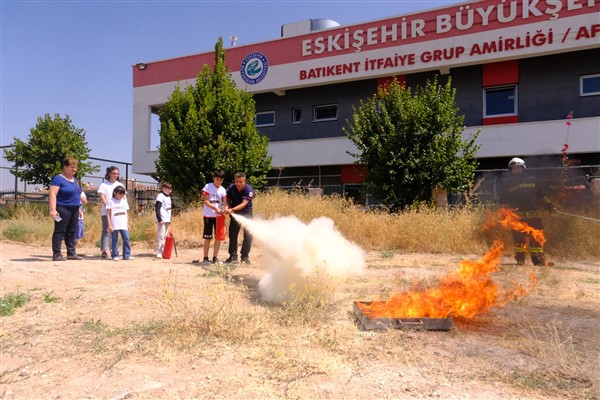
{"left": 2, "top": 233, "right": 598, "bottom": 399}
{"left": 2, "top": 190, "right": 599, "bottom": 259}
{"left": 502, "top": 317, "right": 598, "bottom": 395}
{"left": 155, "top": 268, "right": 266, "bottom": 345}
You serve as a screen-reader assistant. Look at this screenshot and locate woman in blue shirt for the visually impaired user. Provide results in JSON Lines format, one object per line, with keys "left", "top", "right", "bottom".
{"left": 48, "top": 157, "right": 84, "bottom": 261}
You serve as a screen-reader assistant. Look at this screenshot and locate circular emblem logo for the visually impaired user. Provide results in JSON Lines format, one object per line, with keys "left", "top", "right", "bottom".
{"left": 240, "top": 52, "right": 268, "bottom": 84}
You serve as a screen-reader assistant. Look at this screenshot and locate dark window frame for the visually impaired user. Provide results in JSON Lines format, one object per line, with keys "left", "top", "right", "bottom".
{"left": 292, "top": 107, "right": 302, "bottom": 124}
{"left": 255, "top": 111, "right": 275, "bottom": 127}
{"left": 483, "top": 85, "right": 518, "bottom": 117}
{"left": 580, "top": 73, "right": 600, "bottom": 96}
{"left": 313, "top": 104, "right": 338, "bottom": 122}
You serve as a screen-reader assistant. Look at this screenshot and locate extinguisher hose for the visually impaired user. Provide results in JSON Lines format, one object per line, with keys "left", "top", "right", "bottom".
{"left": 556, "top": 210, "right": 600, "bottom": 223}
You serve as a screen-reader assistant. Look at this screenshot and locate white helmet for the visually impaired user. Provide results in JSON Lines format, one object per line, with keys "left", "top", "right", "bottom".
{"left": 508, "top": 157, "right": 526, "bottom": 169}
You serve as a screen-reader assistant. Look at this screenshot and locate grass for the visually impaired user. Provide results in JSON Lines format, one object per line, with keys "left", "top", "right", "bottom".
{"left": 2, "top": 190, "right": 598, "bottom": 398}
{"left": 155, "top": 268, "right": 267, "bottom": 345}
{"left": 78, "top": 319, "right": 168, "bottom": 370}
{"left": 1, "top": 190, "right": 598, "bottom": 259}
{"left": 43, "top": 291, "right": 60, "bottom": 303}
{"left": 0, "top": 291, "right": 30, "bottom": 316}
{"left": 507, "top": 317, "right": 597, "bottom": 396}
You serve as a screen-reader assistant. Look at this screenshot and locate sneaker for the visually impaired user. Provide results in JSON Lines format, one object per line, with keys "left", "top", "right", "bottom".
{"left": 67, "top": 255, "right": 83, "bottom": 260}
{"left": 113, "top": 256, "right": 120, "bottom": 261}
{"left": 124, "top": 256, "right": 135, "bottom": 260}
{"left": 212, "top": 257, "right": 222, "bottom": 264}
{"left": 156, "top": 253, "right": 163, "bottom": 259}
{"left": 202, "top": 257, "right": 211, "bottom": 265}
{"left": 241, "top": 257, "right": 251, "bottom": 264}
{"left": 53, "top": 253, "right": 66, "bottom": 262}
{"left": 224, "top": 256, "right": 238, "bottom": 264}
{"left": 101, "top": 251, "right": 108, "bottom": 259}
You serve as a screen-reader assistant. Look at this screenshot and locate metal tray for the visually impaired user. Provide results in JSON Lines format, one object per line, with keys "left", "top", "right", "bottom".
{"left": 353, "top": 301, "right": 453, "bottom": 331}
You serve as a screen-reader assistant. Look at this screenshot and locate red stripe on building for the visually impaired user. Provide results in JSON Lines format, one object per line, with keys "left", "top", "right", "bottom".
{"left": 377, "top": 75, "right": 406, "bottom": 91}
{"left": 483, "top": 115, "right": 519, "bottom": 125}
{"left": 483, "top": 60, "right": 519, "bottom": 86}
{"left": 341, "top": 164, "right": 367, "bottom": 184}
{"left": 134, "top": 1, "right": 598, "bottom": 87}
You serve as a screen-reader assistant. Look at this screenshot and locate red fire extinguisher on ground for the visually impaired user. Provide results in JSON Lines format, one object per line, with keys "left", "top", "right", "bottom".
{"left": 216, "top": 214, "right": 226, "bottom": 241}
{"left": 162, "top": 231, "right": 177, "bottom": 259}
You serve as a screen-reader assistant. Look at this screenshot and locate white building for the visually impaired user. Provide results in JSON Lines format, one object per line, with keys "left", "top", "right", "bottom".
{"left": 132, "top": 0, "right": 600, "bottom": 197}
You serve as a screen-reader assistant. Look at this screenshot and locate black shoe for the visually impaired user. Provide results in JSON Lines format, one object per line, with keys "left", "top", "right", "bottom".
{"left": 202, "top": 257, "right": 211, "bottom": 265}
{"left": 241, "top": 257, "right": 251, "bottom": 264}
{"left": 101, "top": 251, "right": 108, "bottom": 259}
{"left": 212, "top": 257, "right": 222, "bottom": 264}
{"left": 53, "top": 253, "right": 66, "bottom": 262}
{"left": 67, "top": 255, "right": 83, "bottom": 260}
{"left": 224, "top": 256, "right": 238, "bottom": 264}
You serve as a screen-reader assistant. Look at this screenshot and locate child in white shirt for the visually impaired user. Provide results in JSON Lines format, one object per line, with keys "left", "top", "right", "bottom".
{"left": 201, "top": 170, "right": 227, "bottom": 265}
{"left": 155, "top": 181, "right": 173, "bottom": 259}
{"left": 107, "top": 186, "right": 133, "bottom": 261}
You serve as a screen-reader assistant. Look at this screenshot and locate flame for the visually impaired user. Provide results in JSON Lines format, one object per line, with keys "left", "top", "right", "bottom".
{"left": 359, "top": 209, "right": 542, "bottom": 319}
{"left": 495, "top": 208, "right": 546, "bottom": 246}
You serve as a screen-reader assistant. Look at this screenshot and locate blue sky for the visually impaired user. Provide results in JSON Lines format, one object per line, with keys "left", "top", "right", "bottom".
{"left": 1, "top": 0, "right": 455, "bottom": 190}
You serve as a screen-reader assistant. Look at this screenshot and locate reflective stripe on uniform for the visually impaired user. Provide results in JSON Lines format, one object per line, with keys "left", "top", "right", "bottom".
{"left": 529, "top": 247, "right": 544, "bottom": 253}
{"left": 516, "top": 210, "right": 543, "bottom": 218}
{"left": 509, "top": 183, "right": 536, "bottom": 192}
{"left": 514, "top": 246, "right": 527, "bottom": 253}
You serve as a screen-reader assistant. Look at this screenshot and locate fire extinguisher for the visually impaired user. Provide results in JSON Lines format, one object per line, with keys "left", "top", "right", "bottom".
{"left": 216, "top": 214, "right": 226, "bottom": 241}
{"left": 162, "top": 231, "right": 176, "bottom": 259}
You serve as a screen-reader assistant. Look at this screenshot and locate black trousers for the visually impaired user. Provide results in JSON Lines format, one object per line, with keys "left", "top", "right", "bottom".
{"left": 511, "top": 216, "right": 546, "bottom": 266}
{"left": 228, "top": 213, "right": 253, "bottom": 259}
{"left": 52, "top": 205, "right": 80, "bottom": 257}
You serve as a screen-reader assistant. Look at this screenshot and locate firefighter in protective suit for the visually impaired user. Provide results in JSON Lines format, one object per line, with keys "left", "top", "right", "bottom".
{"left": 500, "top": 157, "right": 555, "bottom": 266}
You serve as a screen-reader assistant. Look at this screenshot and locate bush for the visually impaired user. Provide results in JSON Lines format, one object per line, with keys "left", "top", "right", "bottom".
{"left": 0, "top": 291, "right": 30, "bottom": 316}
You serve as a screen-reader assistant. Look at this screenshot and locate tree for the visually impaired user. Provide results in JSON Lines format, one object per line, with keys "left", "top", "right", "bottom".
{"left": 345, "top": 77, "right": 479, "bottom": 211}
{"left": 155, "top": 37, "right": 272, "bottom": 205}
{"left": 3, "top": 113, "right": 99, "bottom": 188}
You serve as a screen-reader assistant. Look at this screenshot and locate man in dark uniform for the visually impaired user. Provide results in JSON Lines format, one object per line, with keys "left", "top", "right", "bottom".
{"left": 224, "top": 172, "right": 254, "bottom": 264}
{"left": 500, "top": 157, "right": 555, "bottom": 266}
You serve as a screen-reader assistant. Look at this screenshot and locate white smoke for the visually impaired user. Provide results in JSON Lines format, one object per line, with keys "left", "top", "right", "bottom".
{"left": 232, "top": 215, "right": 365, "bottom": 304}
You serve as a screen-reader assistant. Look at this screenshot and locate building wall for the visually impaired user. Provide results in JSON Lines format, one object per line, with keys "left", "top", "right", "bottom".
{"left": 132, "top": 0, "right": 600, "bottom": 176}
{"left": 254, "top": 79, "right": 377, "bottom": 142}
{"left": 256, "top": 46, "right": 600, "bottom": 142}
{"left": 519, "top": 48, "right": 600, "bottom": 121}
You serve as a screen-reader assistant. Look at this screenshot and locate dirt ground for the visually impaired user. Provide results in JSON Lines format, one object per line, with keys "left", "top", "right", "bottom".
{"left": 1, "top": 240, "right": 599, "bottom": 400}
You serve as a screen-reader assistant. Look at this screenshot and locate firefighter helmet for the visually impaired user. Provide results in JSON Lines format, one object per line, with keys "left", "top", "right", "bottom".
{"left": 508, "top": 157, "right": 526, "bottom": 169}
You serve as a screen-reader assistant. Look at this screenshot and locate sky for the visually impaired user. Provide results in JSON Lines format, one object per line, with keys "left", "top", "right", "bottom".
{"left": 1, "top": 0, "right": 457, "bottom": 190}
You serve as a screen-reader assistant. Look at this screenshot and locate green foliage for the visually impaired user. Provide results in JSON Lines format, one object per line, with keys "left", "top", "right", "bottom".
{"left": 155, "top": 37, "right": 272, "bottom": 204}
{"left": 3, "top": 114, "right": 99, "bottom": 187}
{"left": 0, "top": 291, "right": 30, "bottom": 316}
{"left": 2, "top": 224, "right": 29, "bottom": 242}
{"left": 345, "top": 77, "right": 480, "bottom": 211}
{"left": 43, "top": 291, "right": 60, "bottom": 303}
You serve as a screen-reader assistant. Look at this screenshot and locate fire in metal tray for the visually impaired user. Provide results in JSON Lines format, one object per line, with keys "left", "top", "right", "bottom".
{"left": 353, "top": 209, "right": 546, "bottom": 330}
{"left": 354, "top": 301, "right": 453, "bottom": 331}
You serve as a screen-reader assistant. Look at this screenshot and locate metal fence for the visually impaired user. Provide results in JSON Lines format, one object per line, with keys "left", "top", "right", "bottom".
{"left": 0, "top": 188, "right": 161, "bottom": 209}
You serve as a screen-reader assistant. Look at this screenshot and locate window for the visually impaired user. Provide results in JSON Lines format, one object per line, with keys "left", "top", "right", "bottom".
{"left": 313, "top": 104, "right": 338, "bottom": 122}
{"left": 484, "top": 86, "right": 517, "bottom": 117}
{"left": 581, "top": 74, "right": 600, "bottom": 96}
{"left": 292, "top": 108, "right": 302, "bottom": 124}
{"left": 150, "top": 106, "right": 162, "bottom": 151}
{"left": 255, "top": 111, "right": 275, "bottom": 127}
{"left": 150, "top": 112, "right": 160, "bottom": 151}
